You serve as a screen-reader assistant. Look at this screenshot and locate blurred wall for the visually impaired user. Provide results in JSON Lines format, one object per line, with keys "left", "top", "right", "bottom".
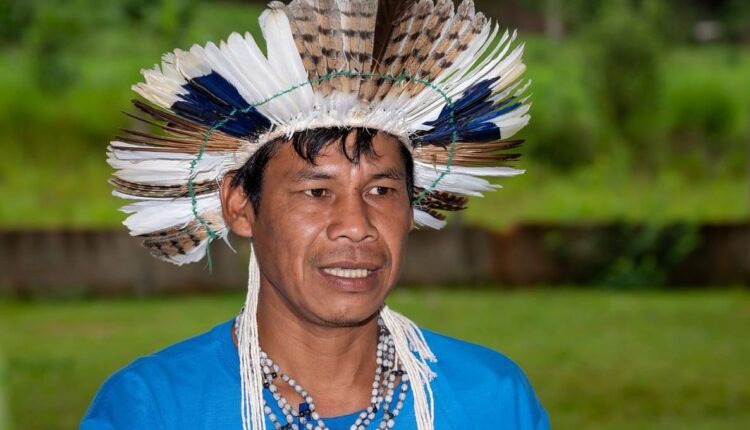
{"left": 1, "top": 223, "right": 748, "bottom": 297}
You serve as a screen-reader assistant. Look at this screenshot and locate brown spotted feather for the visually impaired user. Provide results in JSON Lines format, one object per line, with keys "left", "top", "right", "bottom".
{"left": 335, "top": 0, "right": 354, "bottom": 93}
{"left": 371, "top": 0, "right": 416, "bottom": 66}
{"left": 415, "top": 188, "right": 469, "bottom": 212}
{"left": 325, "top": 0, "right": 351, "bottom": 92}
{"left": 372, "top": 0, "right": 432, "bottom": 101}
{"left": 312, "top": 0, "right": 340, "bottom": 95}
{"left": 140, "top": 212, "right": 223, "bottom": 262}
{"left": 415, "top": 0, "right": 467, "bottom": 80}
{"left": 359, "top": 0, "right": 415, "bottom": 100}
{"left": 339, "top": 0, "right": 377, "bottom": 97}
{"left": 422, "top": 208, "right": 446, "bottom": 221}
{"left": 413, "top": 140, "right": 524, "bottom": 166}
{"left": 274, "top": 1, "right": 314, "bottom": 72}
{"left": 284, "top": 0, "right": 328, "bottom": 93}
{"left": 445, "top": 12, "right": 486, "bottom": 75}
{"left": 110, "top": 178, "right": 219, "bottom": 198}
{"left": 393, "top": 0, "right": 453, "bottom": 97}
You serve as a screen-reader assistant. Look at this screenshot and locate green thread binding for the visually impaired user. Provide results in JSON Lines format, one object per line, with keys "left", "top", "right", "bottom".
{"left": 189, "top": 71, "right": 457, "bottom": 268}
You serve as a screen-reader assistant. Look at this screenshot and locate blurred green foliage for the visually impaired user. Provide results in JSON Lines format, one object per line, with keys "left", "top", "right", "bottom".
{"left": 586, "top": 0, "right": 663, "bottom": 153}
{"left": 0, "top": 0, "right": 748, "bottom": 228}
{"left": 0, "top": 0, "right": 33, "bottom": 45}
{"left": 522, "top": 38, "right": 598, "bottom": 170}
{"left": 0, "top": 1, "right": 266, "bottom": 227}
{"left": 664, "top": 69, "right": 748, "bottom": 172}
{"left": 598, "top": 224, "right": 702, "bottom": 288}
{"left": 723, "top": 0, "right": 750, "bottom": 41}
{"left": 514, "top": 0, "right": 750, "bottom": 42}
{"left": 539, "top": 222, "right": 702, "bottom": 288}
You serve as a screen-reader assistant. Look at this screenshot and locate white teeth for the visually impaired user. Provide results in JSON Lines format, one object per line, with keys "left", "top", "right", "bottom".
{"left": 322, "top": 268, "right": 371, "bottom": 279}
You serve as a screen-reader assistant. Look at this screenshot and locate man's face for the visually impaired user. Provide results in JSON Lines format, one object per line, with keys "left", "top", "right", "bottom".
{"left": 246, "top": 132, "right": 413, "bottom": 327}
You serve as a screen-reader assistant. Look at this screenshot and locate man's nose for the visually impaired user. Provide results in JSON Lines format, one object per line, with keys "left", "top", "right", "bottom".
{"left": 326, "top": 192, "right": 377, "bottom": 243}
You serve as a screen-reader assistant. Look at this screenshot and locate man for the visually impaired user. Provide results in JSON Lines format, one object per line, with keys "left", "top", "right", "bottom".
{"left": 83, "top": 1, "right": 547, "bottom": 429}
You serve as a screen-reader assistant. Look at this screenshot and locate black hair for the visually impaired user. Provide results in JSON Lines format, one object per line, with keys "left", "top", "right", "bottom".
{"left": 229, "top": 127, "right": 414, "bottom": 213}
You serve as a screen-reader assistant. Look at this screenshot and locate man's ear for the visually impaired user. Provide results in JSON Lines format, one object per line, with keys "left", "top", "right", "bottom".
{"left": 219, "top": 173, "right": 255, "bottom": 238}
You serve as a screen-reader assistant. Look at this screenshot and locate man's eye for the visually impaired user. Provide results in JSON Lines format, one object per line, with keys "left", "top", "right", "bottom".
{"left": 304, "top": 188, "right": 327, "bottom": 198}
{"left": 368, "top": 186, "right": 391, "bottom": 196}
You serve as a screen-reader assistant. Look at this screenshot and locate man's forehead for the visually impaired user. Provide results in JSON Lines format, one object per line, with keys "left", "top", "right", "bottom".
{"left": 269, "top": 132, "right": 406, "bottom": 179}
{"left": 291, "top": 164, "right": 404, "bottom": 183}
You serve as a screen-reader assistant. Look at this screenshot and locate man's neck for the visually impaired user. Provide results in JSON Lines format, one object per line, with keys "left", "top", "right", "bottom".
{"left": 233, "top": 283, "right": 381, "bottom": 417}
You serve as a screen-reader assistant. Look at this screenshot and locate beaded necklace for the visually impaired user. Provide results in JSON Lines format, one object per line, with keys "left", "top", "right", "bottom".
{"left": 236, "top": 315, "right": 410, "bottom": 430}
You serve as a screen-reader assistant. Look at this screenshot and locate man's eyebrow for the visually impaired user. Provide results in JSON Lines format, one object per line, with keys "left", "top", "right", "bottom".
{"left": 292, "top": 167, "right": 403, "bottom": 182}
{"left": 292, "top": 169, "right": 336, "bottom": 182}
{"left": 370, "top": 167, "right": 403, "bottom": 181}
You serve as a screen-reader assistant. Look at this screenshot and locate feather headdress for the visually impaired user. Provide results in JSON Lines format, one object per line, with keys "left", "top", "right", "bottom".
{"left": 110, "top": 0, "right": 530, "bottom": 266}
{"left": 108, "top": 2, "right": 530, "bottom": 429}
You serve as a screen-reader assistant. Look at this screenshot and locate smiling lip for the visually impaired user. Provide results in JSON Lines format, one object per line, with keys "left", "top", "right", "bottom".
{"left": 321, "top": 267, "right": 373, "bottom": 279}
{"left": 319, "top": 262, "right": 381, "bottom": 281}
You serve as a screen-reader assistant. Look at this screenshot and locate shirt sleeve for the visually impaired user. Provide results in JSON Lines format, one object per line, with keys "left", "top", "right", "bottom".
{"left": 500, "top": 363, "right": 551, "bottom": 430}
{"left": 80, "top": 366, "right": 163, "bottom": 430}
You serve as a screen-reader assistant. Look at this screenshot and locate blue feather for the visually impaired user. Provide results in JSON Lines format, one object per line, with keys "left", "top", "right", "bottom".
{"left": 419, "top": 79, "right": 501, "bottom": 145}
{"left": 459, "top": 124, "right": 502, "bottom": 142}
{"left": 170, "top": 71, "right": 271, "bottom": 138}
{"left": 418, "top": 78, "right": 525, "bottom": 146}
{"left": 469, "top": 101, "right": 522, "bottom": 126}
{"left": 450, "top": 78, "right": 497, "bottom": 114}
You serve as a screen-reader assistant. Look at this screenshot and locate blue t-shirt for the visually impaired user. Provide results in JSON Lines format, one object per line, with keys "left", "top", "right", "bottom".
{"left": 81, "top": 319, "right": 550, "bottom": 429}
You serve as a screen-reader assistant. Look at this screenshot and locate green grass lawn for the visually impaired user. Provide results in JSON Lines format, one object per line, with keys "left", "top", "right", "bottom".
{"left": 0, "top": 289, "right": 748, "bottom": 430}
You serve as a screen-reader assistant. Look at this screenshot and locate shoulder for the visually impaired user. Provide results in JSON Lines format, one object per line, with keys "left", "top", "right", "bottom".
{"left": 107, "top": 318, "right": 232, "bottom": 380}
{"left": 81, "top": 351, "right": 170, "bottom": 429}
{"left": 422, "top": 328, "right": 528, "bottom": 381}
{"left": 422, "top": 329, "right": 551, "bottom": 429}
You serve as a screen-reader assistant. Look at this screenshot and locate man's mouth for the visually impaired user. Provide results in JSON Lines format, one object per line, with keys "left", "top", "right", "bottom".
{"left": 321, "top": 267, "right": 374, "bottom": 279}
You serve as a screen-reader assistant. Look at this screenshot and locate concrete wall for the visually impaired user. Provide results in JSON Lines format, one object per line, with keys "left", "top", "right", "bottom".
{"left": 1, "top": 223, "right": 748, "bottom": 297}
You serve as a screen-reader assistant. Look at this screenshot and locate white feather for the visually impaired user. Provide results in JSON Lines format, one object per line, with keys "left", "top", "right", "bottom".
{"left": 120, "top": 194, "right": 222, "bottom": 236}
{"left": 221, "top": 33, "right": 284, "bottom": 123}
{"left": 226, "top": 32, "right": 301, "bottom": 123}
{"left": 260, "top": 7, "right": 310, "bottom": 89}
{"left": 201, "top": 41, "right": 257, "bottom": 103}
{"left": 108, "top": 145, "right": 236, "bottom": 186}
{"left": 496, "top": 115, "right": 530, "bottom": 140}
{"left": 174, "top": 47, "right": 212, "bottom": 79}
{"left": 492, "top": 104, "right": 531, "bottom": 139}
{"left": 413, "top": 208, "right": 447, "bottom": 229}
{"left": 420, "top": 162, "right": 525, "bottom": 177}
{"left": 260, "top": 7, "right": 315, "bottom": 120}
{"left": 488, "top": 77, "right": 526, "bottom": 105}
{"left": 167, "top": 239, "right": 212, "bottom": 266}
{"left": 132, "top": 61, "right": 188, "bottom": 109}
{"left": 414, "top": 168, "right": 495, "bottom": 197}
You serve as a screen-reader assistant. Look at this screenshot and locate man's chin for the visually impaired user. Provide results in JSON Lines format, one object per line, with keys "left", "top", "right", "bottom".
{"left": 314, "top": 307, "right": 381, "bottom": 328}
